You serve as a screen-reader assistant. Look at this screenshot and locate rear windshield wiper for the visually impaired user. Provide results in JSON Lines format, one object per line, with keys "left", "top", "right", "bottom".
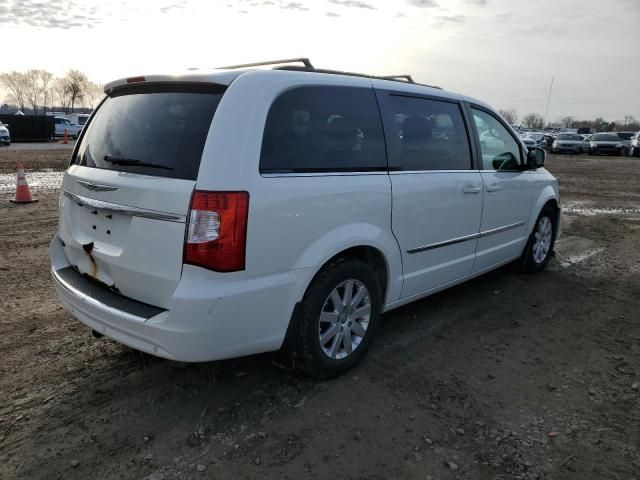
{"left": 103, "top": 155, "right": 174, "bottom": 170}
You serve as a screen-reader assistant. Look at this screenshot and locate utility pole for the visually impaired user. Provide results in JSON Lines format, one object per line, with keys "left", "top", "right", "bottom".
{"left": 544, "top": 76, "right": 554, "bottom": 128}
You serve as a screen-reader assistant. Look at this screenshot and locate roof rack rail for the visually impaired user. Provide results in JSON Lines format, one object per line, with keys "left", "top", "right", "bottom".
{"left": 216, "top": 58, "right": 441, "bottom": 90}
{"left": 276, "top": 65, "right": 441, "bottom": 90}
{"left": 379, "top": 74, "right": 414, "bottom": 83}
{"left": 218, "top": 57, "right": 314, "bottom": 70}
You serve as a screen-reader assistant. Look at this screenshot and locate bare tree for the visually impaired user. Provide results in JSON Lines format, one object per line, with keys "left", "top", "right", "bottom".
{"left": 53, "top": 77, "right": 72, "bottom": 113}
{"left": 498, "top": 108, "right": 518, "bottom": 125}
{"left": 24, "top": 69, "right": 41, "bottom": 114}
{"left": 522, "top": 113, "right": 545, "bottom": 130}
{"left": 83, "top": 81, "right": 104, "bottom": 109}
{"left": 39, "top": 70, "right": 54, "bottom": 115}
{"left": 0, "top": 71, "right": 28, "bottom": 112}
{"left": 65, "top": 69, "right": 89, "bottom": 113}
{"left": 560, "top": 116, "right": 574, "bottom": 128}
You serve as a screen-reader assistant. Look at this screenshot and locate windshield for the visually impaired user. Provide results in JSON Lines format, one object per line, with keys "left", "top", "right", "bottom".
{"left": 72, "top": 83, "right": 225, "bottom": 180}
{"left": 78, "top": 116, "right": 88, "bottom": 125}
{"left": 616, "top": 132, "right": 633, "bottom": 140}
{"left": 529, "top": 133, "right": 543, "bottom": 140}
{"left": 592, "top": 133, "right": 619, "bottom": 141}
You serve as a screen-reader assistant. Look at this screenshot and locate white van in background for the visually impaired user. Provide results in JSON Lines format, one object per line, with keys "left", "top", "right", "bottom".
{"left": 67, "top": 113, "right": 90, "bottom": 128}
{"left": 53, "top": 116, "right": 82, "bottom": 139}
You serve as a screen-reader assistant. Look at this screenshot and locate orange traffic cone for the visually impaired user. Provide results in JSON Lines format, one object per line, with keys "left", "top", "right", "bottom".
{"left": 62, "top": 128, "right": 68, "bottom": 144}
{"left": 9, "top": 162, "right": 38, "bottom": 204}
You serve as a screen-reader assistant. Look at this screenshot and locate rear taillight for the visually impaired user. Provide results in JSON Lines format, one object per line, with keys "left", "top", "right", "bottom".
{"left": 184, "top": 191, "right": 249, "bottom": 272}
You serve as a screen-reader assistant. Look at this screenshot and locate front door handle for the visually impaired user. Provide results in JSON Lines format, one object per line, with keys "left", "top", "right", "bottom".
{"left": 463, "top": 184, "right": 482, "bottom": 194}
{"left": 486, "top": 183, "right": 501, "bottom": 192}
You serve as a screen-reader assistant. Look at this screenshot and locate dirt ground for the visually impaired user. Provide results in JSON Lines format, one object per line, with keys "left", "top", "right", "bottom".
{"left": 0, "top": 150, "right": 639, "bottom": 480}
{"left": 0, "top": 144, "right": 73, "bottom": 173}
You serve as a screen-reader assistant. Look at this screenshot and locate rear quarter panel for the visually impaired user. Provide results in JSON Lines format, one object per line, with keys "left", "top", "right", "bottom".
{"left": 194, "top": 71, "right": 403, "bottom": 304}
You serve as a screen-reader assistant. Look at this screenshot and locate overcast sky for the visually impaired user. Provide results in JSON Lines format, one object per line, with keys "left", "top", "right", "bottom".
{"left": 1, "top": 0, "right": 639, "bottom": 122}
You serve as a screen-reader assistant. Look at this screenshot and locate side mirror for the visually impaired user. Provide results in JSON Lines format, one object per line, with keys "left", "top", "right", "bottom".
{"left": 527, "top": 147, "right": 546, "bottom": 169}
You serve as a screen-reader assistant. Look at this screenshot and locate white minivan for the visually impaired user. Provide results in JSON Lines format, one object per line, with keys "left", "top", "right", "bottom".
{"left": 50, "top": 59, "right": 560, "bottom": 378}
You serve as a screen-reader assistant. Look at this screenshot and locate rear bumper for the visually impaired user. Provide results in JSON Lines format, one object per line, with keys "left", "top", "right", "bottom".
{"left": 50, "top": 235, "right": 312, "bottom": 362}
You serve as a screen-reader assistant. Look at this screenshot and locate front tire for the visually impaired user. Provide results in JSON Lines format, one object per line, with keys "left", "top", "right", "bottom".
{"left": 295, "top": 257, "right": 382, "bottom": 379}
{"left": 522, "top": 206, "right": 557, "bottom": 273}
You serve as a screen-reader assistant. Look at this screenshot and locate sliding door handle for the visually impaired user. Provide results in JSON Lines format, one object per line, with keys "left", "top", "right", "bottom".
{"left": 463, "top": 185, "right": 482, "bottom": 194}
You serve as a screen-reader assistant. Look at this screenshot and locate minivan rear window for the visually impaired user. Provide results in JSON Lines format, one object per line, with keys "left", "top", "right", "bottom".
{"left": 72, "top": 83, "right": 225, "bottom": 180}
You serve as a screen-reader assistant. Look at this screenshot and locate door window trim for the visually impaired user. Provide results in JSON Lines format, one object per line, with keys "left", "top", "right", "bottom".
{"left": 464, "top": 102, "right": 524, "bottom": 172}
{"left": 374, "top": 89, "right": 479, "bottom": 172}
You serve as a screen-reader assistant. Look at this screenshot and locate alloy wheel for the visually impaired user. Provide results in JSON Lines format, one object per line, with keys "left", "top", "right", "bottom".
{"left": 318, "top": 279, "right": 371, "bottom": 360}
{"left": 532, "top": 216, "right": 553, "bottom": 264}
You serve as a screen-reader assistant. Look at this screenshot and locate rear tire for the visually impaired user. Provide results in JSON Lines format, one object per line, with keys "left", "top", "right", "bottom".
{"left": 295, "top": 257, "right": 382, "bottom": 379}
{"left": 522, "top": 206, "right": 557, "bottom": 273}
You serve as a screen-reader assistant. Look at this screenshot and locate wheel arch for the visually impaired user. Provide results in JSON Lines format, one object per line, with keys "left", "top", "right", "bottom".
{"left": 278, "top": 242, "right": 399, "bottom": 360}
{"left": 527, "top": 187, "right": 560, "bottom": 236}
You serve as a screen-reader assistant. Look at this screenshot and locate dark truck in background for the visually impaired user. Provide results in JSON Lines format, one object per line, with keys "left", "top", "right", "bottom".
{"left": 0, "top": 114, "right": 55, "bottom": 142}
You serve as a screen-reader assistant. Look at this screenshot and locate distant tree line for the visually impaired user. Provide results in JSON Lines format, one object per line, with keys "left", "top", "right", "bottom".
{"left": 498, "top": 108, "right": 639, "bottom": 132}
{"left": 0, "top": 69, "right": 103, "bottom": 115}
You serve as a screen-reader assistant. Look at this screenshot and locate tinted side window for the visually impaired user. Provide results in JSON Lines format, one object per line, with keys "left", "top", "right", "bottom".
{"left": 260, "top": 86, "right": 386, "bottom": 173}
{"left": 471, "top": 109, "right": 522, "bottom": 171}
{"left": 383, "top": 95, "right": 471, "bottom": 171}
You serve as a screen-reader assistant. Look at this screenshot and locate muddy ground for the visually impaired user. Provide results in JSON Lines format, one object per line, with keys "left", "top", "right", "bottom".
{"left": 0, "top": 144, "right": 72, "bottom": 173}
{"left": 0, "top": 150, "right": 639, "bottom": 480}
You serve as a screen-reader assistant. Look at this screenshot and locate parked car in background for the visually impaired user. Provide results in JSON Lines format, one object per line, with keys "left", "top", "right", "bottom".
{"left": 0, "top": 121, "right": 10, "bottom": 145}
{"left": 543, "top": 134, "right": 556, "bottom": 151}
{"left": 552, "top": 133, "right": 584, "bottom": 154}
{"left": 615, "top": 132, "right": 634, "bottom": 156}
{"left": 528, "top": 132, "right": 547, "bottom": 148}
{"left": 629, "top": 132, "right": 640, "bottom": 157}
{"left": 588, "top": 132, "right": 624, "bottom": 156}
{"left": 49, "top": 63, "right": 560, "bottom": 378}
{"left": 518, "top": 134, "right": 536, "bottom": 150}
{"left": 54, "top": 117, "right": 81, "bottom": 139}
{"left": 67, "top": 113, "right": 90, "bottom": 129}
